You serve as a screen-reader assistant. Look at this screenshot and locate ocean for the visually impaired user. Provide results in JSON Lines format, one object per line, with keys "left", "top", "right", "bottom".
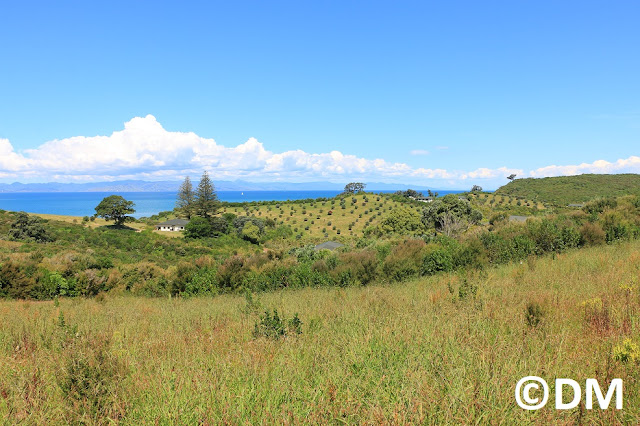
{"left": 0, "top": 190, "right": 461, "bottom": 218}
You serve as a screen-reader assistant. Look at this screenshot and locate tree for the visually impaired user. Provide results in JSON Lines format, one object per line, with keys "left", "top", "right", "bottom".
{"left": 422, "top": 194, "right": 482, "bottom": 235}
{"left": 394, "top": 189, "right": 424, "bottom": 198}
{"left": 9, "top": 212, "right": 53, "bottom": 242}
{"left": 471, "top": 185, "right": 483, "bottom": 192}
{"left": 367, "top": 206, "right": 427, "bottom": 236}
{"left": 344, "top": 182, "right": 366, "bottom": 194}
{"left": 176, "top": 176, "right": 195, "bottom": 219}
{"left": 184, "top": 217, "right": 213, "bottom": 239}
{"left": 195, "top": 171, "right": 219, "bottom": 218}
{"left": 507, "top": 174, "right": 517, "bottom": 181}
{"left": 94, "top": 195, "right": 135, "bottom": 226}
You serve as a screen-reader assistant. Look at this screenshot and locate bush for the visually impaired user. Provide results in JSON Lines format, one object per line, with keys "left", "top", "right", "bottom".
{"left": 8, "top": 212, "right": 54, "bottom": 242}
{"left": 580, "top": 222, "right": 606, "bottom": 246}
{"left": 184, "top": 217, "right": 213, "bottom": 239}
{"left": 422, "top": 247, "right": 454, "bottom": 276}
{"left": 210, "top": 217, "right": 230, "bottom": 235}
{"left": 382, "top": 239, "right": 425, "bottom": 281}
{"left": 525, "top": 301, "right": 545, "bottom": 327}
{"left": 241, "top": 222, "right": 261, "bottom": 243}
{"left": 252, "top": 309, "right": 302, "bottom": 339}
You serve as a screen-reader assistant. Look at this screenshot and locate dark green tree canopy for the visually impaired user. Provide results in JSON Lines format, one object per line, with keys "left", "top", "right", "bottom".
{"left": 176, "top": 176, "right": 195, "bottom": 219}
{"left": 9, "top": 212, "right": 53, "bottom": 242}
{"left": 184, "top": 217, "right": 213, "bottom": 239}
{"left": 195, "top": 171, "right": 219, "bottom": 218}
{"left": 422, "top": 194, "right": 482, "bottom": 236}
{"left": 344, "top": 182, "right": 366, "bottom": 194}
{"left": 95, "top": 195, "right": 136, "bottom": 226}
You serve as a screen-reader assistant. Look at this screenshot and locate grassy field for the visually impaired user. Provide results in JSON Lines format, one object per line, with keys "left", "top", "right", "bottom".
{"left": 31, "top": 213, "right": 148, "bottom": 231}
{"left": 2, "top": 240, "right": 640, "bottom": 423}
{"left": 222, "top": 192, "right": 544, "bottom": 241}
{"left": 222, "top": 193, "right": 404, "bottom": 240}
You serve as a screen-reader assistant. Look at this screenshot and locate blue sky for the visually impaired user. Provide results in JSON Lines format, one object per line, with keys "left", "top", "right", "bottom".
{"left": 0, "top": 1, "right": 639, "bottom": 189}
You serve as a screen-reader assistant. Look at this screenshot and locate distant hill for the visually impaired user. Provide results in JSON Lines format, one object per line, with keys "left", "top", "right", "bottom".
{"left": 495, "top": 173, "right": 640, "bottom": 205}
{"left": 0, "top": 180, "right": 442, "bottom": 193}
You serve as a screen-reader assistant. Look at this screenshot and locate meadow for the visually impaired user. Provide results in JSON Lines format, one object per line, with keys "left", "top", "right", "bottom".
{"left": 2, "top": 240, "right": 640, "bottom": 423}
{"left": 1, "top": 180, "right": 639, "bottom": 423}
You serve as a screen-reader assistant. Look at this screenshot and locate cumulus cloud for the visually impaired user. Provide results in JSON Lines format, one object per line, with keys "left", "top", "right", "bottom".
{"left": 0, "top": 115, "right": 637, "bottom": 188}
{"left": 529, "top": 156, "right": 640, "bottom": 178}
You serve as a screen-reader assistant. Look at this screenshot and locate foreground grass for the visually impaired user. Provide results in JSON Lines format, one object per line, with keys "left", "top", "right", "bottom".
{"left": 2, "top": 241, "right": 640, "bottom": 423}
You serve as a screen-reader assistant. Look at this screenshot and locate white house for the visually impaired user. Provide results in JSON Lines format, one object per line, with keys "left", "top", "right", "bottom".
{"left": 155, "top": 219, "right": 189, "bottom": 232}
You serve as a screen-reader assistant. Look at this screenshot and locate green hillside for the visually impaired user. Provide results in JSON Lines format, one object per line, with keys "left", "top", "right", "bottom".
{"left": 495, "top": 173, "right": 640, "bottom": 205}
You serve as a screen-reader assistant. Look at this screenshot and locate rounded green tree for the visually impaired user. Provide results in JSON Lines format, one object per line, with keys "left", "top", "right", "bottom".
{"left": 94, "top": 195, "right": 136, "bottom": 226}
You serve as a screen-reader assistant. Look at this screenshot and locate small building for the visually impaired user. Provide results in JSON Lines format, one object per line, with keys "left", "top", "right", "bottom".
{"left": 314, "top": 241, "right": 344, "bottom": 251}
{"left": 155, "top": 219, "right": 189, "bottom": 232}
{"left": 567, "top": 203, "right": 585, "bottom": 208}
{"left": 411, "top": 196, "right": 434, "bottom": 203}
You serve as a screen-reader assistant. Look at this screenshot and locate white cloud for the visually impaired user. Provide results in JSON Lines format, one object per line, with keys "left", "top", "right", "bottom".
{"left": 1, "top": 115, "right": 637, "bottom": 189}
{"left": 529, "top": 156, "right": 640, "bottom": 178}
{"left": 410, "top": 149, "right": 430, "bottom": 156}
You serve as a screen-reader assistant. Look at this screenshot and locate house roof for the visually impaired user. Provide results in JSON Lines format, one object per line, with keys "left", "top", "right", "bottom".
{"left": 157, "top": 219, "right": 189, "bottom": 226}
{"left": 314, "top": 241, "right": 344, "bottom": 251}
{"left": 567, "top": 204, "right": 585, "bottom": 207}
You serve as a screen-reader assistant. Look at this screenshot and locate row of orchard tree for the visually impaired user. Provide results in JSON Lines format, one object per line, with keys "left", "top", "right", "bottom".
{"left": 176, "top": 171, "right": 219, "bottom": 219}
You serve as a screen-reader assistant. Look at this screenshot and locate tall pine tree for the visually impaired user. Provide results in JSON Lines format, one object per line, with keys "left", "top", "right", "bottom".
{"left": 176, "top": 176, "right": 195, "bottom": 219}
{"left": 195, "top": 171, "right": 219, "bottom": 218}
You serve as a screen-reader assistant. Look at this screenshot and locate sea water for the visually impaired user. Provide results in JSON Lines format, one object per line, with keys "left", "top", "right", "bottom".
{"left": 0, "top": 190, "right": 460, "bottom": 218}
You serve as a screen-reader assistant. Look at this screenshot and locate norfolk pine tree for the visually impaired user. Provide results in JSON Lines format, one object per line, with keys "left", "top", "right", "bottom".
{"left": 195, "top": 171, "right": 219, "bottom": 218}
{"left": 176, "top": 176, "right": 195, "bottom": 219}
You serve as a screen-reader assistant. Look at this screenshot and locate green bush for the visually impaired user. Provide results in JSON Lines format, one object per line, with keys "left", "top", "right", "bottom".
{"left": 422, "top": 247, "right": 454, "bottom": 275}
{"left": 252, "top": 309, "right": 302, "bottom": 339}
{"left": 8, "top": 212, "right": 54, "bottom": 242}
{"left": 184, "top": 217, "right": 213, "bottom": 239}
{"left": 382, "top": 239, "right": 425, "bottom": 281}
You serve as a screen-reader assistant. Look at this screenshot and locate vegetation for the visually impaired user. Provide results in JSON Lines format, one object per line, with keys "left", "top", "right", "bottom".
{"left": 495, "top": 173, "right": 640, "bottom": 205}
{"left": 8, "top": 212, "right": 53, "bottom": 242}
{"left": 195, "top": 171, "right": 219, "bottom": 218}
{"left": 2, "top": 175, "right": 640, "bottom": 421}
{"left": 422, "top": 194, "right": 483, "bottom": 236}
{"left": 175, "top": 176, "right": 195, "bottom": 219}
{"left": 94, "top": 195, "right": 136, "bottom": 226}
{"left": 343, "top": 182, "right": 366, "bottom": 194}
{"left": 3, "top": 240, "right": 640, "bottom": 422}
{"left": 1, "top": 191, "right": 638, "bottom": 300}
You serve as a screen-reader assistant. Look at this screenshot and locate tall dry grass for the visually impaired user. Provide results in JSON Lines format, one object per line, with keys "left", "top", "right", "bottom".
{"left": 2, "top": 241, "right": 640, "bottom": 423}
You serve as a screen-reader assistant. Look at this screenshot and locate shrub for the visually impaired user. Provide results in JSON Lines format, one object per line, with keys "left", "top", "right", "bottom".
{"left": 8, "top": 212, "right": 54, "bottom": 242}
{"left": 184, "top": 217, "right": 213, "bottom": 239}
{"left": 580, "top": 222, "right": 606, "bottom": 246}
{"left": 252, "top": 309, "right": 302, "bottom": 339}
{"left": 210, "top": 216, "right": 230, "bottom": 235}
{"left": 382, "top": 239, "right": 425, "bottom": 281}
{"left": 614, "top": 338, "right": 640, "bottom": 363}
{"left": 422, "top": 247, "right": 454, "bottom": 275}
{"left": 583, "top": 197, "right": 618, "bottom": 214}
{"left": 458, "top": 277, "right": 478, "bottom": 301}
{"left": 241, "top": 222, "right": 261, "bottom": 243}
{"left": 525, "top": 302, "right": 545, "bottom": 327}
